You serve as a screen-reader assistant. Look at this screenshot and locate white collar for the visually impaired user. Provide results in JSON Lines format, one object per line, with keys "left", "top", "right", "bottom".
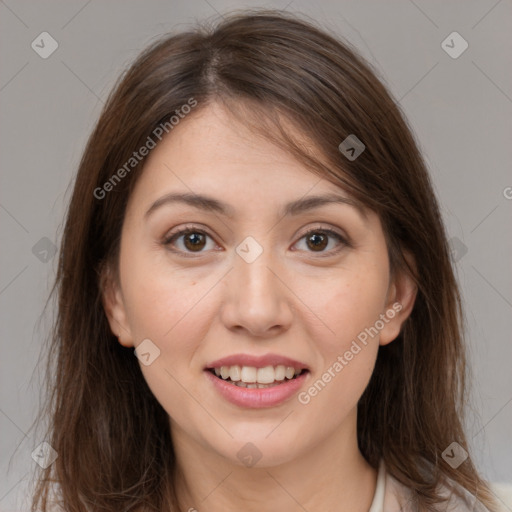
{"left": 368, "top": 459, "right": 386, "bottom": 512}
{"left": 366, "top": 459, "right": 493, "bottom": 512}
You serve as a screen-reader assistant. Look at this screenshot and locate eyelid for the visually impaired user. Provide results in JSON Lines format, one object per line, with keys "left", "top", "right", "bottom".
{"left": 162, "top": 223, "right": 351, "bottom": 256}
{"left": 163, "top": 224, "right": 209, "bottom": 241}
{"left": 162, "top": 223, "right": 214, "bottom": 243}
{"left": 293, "top": 225, "right": 351, "bottom": 256}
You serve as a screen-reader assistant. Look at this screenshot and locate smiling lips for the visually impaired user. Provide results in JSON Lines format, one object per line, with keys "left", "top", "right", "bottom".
{"left": 210, "top": 365, "right": 303, "bottom": 388}
{"left": 206, "top": 353, "right": 308, "bottom": 387}
{"left": 205, "top": 353, "right": 310, "bottom": 407}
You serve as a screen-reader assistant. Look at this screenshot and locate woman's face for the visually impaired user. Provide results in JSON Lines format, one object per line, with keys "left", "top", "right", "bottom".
{"left": 103, "top": 101, "right": 415, "bottom": 468}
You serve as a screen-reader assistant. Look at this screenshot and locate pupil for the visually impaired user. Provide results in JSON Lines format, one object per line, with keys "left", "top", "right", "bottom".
{"left": 185, "top": 233, "right": 205, "bottom": 251}
{"left": 184, "top": 232, "right": 328, "bottom": 252}
{"left": 308, "top": 233, "right": 327, "bottom": 251}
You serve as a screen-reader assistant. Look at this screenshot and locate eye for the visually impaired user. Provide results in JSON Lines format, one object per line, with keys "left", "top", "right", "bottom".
{"left": 163, "top": 224, "right": 349, "bottom": 257}
{"left": 292, "top": 227, "right": 348, "bottom": 256}
{"left": 163, "top": 226, "right": 217, "bottom": 256}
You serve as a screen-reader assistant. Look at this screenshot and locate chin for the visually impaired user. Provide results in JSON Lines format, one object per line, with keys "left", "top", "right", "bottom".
{"left": 210, "top": 431, "right": 307, "bottom": 469}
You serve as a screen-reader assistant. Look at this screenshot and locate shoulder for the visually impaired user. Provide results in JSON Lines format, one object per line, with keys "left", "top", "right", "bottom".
{"left": 382, "top": 463, "right": 493, "bottom": 512}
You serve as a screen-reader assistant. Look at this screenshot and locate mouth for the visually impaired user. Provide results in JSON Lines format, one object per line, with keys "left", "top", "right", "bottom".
{"left": 204, "top": 354, "right": 311, "bottom": 408}
{"left": 207, "top": 365, "right": 309, "bottom": 389}
{"left": 204, "top": 364, "right": 310, "bottom": 409}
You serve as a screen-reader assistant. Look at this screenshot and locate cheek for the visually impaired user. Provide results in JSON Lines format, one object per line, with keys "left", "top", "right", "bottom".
{"left": 298, "top": 348, "right": 376, "bottom": 436}
{"left": 297, "top": 273, "right": 385, "bottom": 419}
{"left": 123, "top": 270, "right": 216, "bottom": 425}
{"left": 306, "top": 263, "right": 390, "bottom": 353}
{"left": 295, "top": 262, "right": 387, "bottom": 411}
{"left": 120, "top": 240, "right": 215, "bottom": 343}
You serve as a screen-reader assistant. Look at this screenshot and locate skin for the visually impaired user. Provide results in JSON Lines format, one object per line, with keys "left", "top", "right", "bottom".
{"left": 102, "top": 101, "right": 417, "bottom": 512}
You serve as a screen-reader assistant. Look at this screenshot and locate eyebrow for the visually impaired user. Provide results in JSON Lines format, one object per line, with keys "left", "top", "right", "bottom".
{"left": 144, "top": 192, "right": 367, "bottom": 221}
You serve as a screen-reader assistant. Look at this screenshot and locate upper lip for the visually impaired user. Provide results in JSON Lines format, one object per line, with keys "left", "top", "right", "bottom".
{"left": 205, "top": 353, "right": 309, "bottom": 370}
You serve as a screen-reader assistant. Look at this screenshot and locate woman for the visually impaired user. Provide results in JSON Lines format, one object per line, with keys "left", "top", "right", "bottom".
{"left": 30, "top": 9, "right": 499, "bottom": 512}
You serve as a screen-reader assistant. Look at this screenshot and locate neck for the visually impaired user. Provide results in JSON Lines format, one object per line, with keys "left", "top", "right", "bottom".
{"left": 171, "top": 409, "right": 378, "bottom": 512}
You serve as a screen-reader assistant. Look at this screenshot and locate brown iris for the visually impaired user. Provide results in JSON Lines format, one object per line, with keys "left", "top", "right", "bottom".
{"left": 183, "top": 232, "right": 207, "bottom": 252}
{"left": 306, "top": 232, "right": 328, "bottom": 251}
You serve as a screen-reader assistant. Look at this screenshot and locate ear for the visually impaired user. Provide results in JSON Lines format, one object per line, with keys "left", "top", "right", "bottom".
{"left": 99, "top": 263, "right": 135, "bottom": 348}
{"left": 379, "top": 251, "right": 418, "bottom": 346}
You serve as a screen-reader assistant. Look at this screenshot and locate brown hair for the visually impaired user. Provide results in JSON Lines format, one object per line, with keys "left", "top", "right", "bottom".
{"left": 30, "top": 8, "right": 498, "bottom": 512}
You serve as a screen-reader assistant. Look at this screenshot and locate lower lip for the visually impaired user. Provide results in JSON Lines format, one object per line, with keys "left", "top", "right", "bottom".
{"left": 204, "top": 370, "right": 309, "bottom": 409}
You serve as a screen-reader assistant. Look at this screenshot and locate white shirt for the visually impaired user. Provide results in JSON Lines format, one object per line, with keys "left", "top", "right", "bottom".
{"left": 368, "top": 459, "right": 386, "bottom": 512}
{"left": 368, "top": 459, "right": 494, "bottom": 511}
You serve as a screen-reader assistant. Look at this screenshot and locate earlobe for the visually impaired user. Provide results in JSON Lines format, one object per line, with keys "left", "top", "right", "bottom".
{"left": 99, "top": 264, "right": 134, "bottom": 348}
{"left": 379, "top": 253, "right": 418, "bottom": 346}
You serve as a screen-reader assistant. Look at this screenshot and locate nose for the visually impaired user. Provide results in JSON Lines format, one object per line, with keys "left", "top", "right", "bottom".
{"left": 219, "top": 247, "right": 293, "bottom": 338}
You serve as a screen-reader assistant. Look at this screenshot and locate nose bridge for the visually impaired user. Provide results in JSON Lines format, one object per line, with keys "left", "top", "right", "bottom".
{"left": 234, "top": 235, "right": 280, "bottom": 299}
{"left": 221, "top": 235, "right": 293, "bottom": 335}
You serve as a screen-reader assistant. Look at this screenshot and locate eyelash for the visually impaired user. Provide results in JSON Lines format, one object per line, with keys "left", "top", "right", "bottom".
{"left": 162, "top": 224, "right": 350, "bottom": 258}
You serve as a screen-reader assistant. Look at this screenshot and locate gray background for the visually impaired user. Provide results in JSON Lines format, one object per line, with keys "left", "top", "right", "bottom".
{"left": 1, "top": 1, "right": 511, "bottom": 510}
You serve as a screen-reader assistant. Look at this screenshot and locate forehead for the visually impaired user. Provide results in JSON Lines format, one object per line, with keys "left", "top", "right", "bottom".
{"left": 148, "top": 102, "right": 311, "bottom": 171}
{"left": 139, "top": 102, "right": 339, "bottom": 193}
{"left": 126, "top": 101, "right": 369, "bottom": 225}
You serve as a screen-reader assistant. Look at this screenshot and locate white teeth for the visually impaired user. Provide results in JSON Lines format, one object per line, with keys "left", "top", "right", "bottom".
{"left": 220, "top": 366, "right": 230, "bottom": 379}
{"left": 285, "top": 366, "right": 295, "bottom": 379}
{"left": 229, "top": 365, "right": 241, "bottom": 382}
{"left": 257, "top": 366, "right": 275, "bottom": 384}
{"left": 240, "top": 366, "right": 257, "bottom": 383}
{"left": 212, "top": 364, "right": 304, "bottom": 384}
{"left": 274, "top": 365, "right": 286, "bottom": 381}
